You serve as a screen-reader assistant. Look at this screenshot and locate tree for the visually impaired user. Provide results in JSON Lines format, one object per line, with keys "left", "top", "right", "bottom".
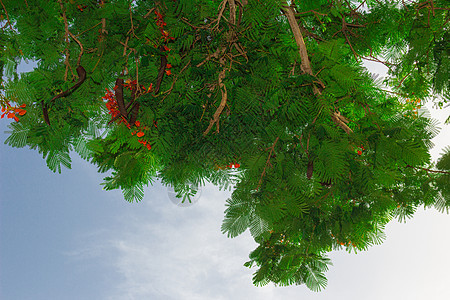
{"left": 1, "top": 0, "right": 449, "bottom": 291}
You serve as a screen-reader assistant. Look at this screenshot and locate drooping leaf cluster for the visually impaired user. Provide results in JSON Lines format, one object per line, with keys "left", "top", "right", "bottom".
{"left": 1, "top": 0, "right": 449, "bottom": 291}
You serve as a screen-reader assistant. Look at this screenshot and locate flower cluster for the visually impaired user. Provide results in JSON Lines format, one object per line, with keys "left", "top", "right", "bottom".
{"left": 331, "top": 233, "right": 356, "bottom": 247}
{"left": 123, "top": 79, "right": 153, "bottom": 94}
{"left": 357, "top": 145, "right": 364, "bottom": 156}
{"left": 131, "top": 120, "right": 152, "bottom": 150}
{"left": 103, "top": 88, "right": 120, "bottom": 119}
{"left": 77, "top": 4, "right": 87, "bottom": 12}
{"left": 154, "top": 9, "right": 173, "bottom": 75}
{"left": 154, "top": 10, "right": 175, "bottom": 43}
{"left": 227, "top": 163, "right": 241, "bottom": 168}
{"left": 1, "top": 101, "right": 26, "bottom": 122}
{"left": 102, "top": 89, "right": 153, "bottom": 151}
{"left": 215, "top": 162, "right": 241, "bottom": 170}
{"left": 401, "top": 98, "right": 422, "bottom": 118}
{"left": 407, "top": 98, "right": 422, "bottom": 116}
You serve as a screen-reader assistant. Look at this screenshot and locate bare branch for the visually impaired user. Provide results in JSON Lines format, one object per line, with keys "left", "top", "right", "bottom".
{"left": 281, "top": 3, "right": 314, "bottom": 75}
{"left": 203, "top": 66, "right": 228, "bottom": 135}
{"left": 331, "top": 111, "right": 353, "bottom": 134}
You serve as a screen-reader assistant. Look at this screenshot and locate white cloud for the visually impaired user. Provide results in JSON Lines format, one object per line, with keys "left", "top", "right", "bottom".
{"left": 105, "top": 183, "right": 272, "bottom": 300}
{"left": 66, "top": 177, "right": 450, "bottom": 300}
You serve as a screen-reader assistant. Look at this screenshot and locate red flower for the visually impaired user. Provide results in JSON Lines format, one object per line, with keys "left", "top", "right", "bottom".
{"left": 357, "top": 150, "right": 362, "bottom": 155}
{"left": 1, "top": 102, "right": 27, "bottom": 122}
{"left": 137, "top": 131, "right": 145, "bottom": 137}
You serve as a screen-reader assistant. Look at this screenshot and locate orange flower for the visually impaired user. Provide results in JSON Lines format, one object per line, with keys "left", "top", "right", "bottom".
{"left": 137, "top": 131, "right": 145, "bottom": 137}
{"left": 1, "top": 101, "right": 27, "bottom": 121}
{"left": 165, "top": 69, "right": 171, "bottom": 76}
{"left": 135, "top": 121, "right": 140, "bottom": 127}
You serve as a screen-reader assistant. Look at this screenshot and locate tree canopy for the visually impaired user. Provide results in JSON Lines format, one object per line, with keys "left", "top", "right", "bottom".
{"left": 1, "top": 0, "right": 449, "bottom": 291}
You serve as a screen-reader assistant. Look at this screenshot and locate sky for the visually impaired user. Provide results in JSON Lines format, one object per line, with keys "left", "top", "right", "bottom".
{"left": 1, "top": 64, "right": 449, "bottom": 300}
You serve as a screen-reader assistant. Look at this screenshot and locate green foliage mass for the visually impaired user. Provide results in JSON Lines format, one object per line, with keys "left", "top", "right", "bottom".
{"left": 1, "top": 0, "right": 449, "bottom": 291}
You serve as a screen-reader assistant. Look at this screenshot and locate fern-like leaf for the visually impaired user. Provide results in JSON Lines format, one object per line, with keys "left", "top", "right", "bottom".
{"left": 4, "top": 122, "right": 29, "bottom": 148}
{"left": 45, "top": 149, "right": 72, "bottom": 173}
{"left": 122, "top": 184, "right": 145, "bottom": 202}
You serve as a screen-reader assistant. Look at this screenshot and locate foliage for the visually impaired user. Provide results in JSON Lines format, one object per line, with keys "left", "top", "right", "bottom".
{"left": 1, "top": 0, "right": 449, "bottom": 291}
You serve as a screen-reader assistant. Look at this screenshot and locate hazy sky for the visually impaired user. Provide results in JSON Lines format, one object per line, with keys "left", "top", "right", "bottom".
{"left": 1, "top": 63, "right": 449, "bottom": 299}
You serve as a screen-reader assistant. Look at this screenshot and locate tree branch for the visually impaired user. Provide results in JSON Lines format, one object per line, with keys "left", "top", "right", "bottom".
{"left": 281, "top": 3, "right": 314, "bottom": 76}
{"left": 58, "top": 0, "right": 73, "bottom": 81}
{"left": 203, "top": 0, "right": 239, "bottom": 135}
{"left": 282, "top": 2, "right": 353, "bottom": 134}
{"left": 154, "top": 46, "right": 168, "bottom": 94}
{"left": 115, "top": 78, "right": 127, "bottom": 119}
{"left": 203, "top": 65, "right": 227, "bottom": 135}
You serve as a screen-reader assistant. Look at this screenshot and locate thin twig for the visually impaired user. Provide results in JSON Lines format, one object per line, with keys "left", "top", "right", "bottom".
{"left": 0, "top": 0, "right": 13, "bottom": 30}
{"left": 58, "top": 0, "right": 73, "bottom": 81}
{"left": 143, "top": 8, "right": 155, "bottom": 19}
{"left": 135, "top": 56, "right": 141, "bottom": 95}
{"left": 214, "top": 0, "right": 228, "bottom": 30}
{"left": 128, "top": 3, "right": 138, "bottom": 39}
{"left": 406, "top": 165, "right": 450, "bottom": 175}
{"left": 396, "top": 71, "right": 412, "bottom": 88}
{"left": 257, "top": 137, "right": 280, "bottom": 191}
{"left": 68, "top": 31, "right": 84, "bottom": 66}
{"left": 161, "top": 60, "right": 191, "bottom": 101}
{"left": 76, "top": 22, "right": 102, "bottom": 37}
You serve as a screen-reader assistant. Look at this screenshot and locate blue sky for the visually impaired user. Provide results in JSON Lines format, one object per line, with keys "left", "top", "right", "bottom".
{"left": 1, "top": 63, "right": 450, "bottom": 299}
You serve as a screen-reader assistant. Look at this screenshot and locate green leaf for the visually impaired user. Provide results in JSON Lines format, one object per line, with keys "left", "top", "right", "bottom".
{"left": 249, "top": 214, "right": 270, "bottom": 239}
{"left": 122, "top": 184, "right": 145, "bottom": 203}
{"left": 4, "top": 122, "right": 29, "bottom": 148}
{"left": 45, "top": 149, "right": 72, "bottom": 174}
